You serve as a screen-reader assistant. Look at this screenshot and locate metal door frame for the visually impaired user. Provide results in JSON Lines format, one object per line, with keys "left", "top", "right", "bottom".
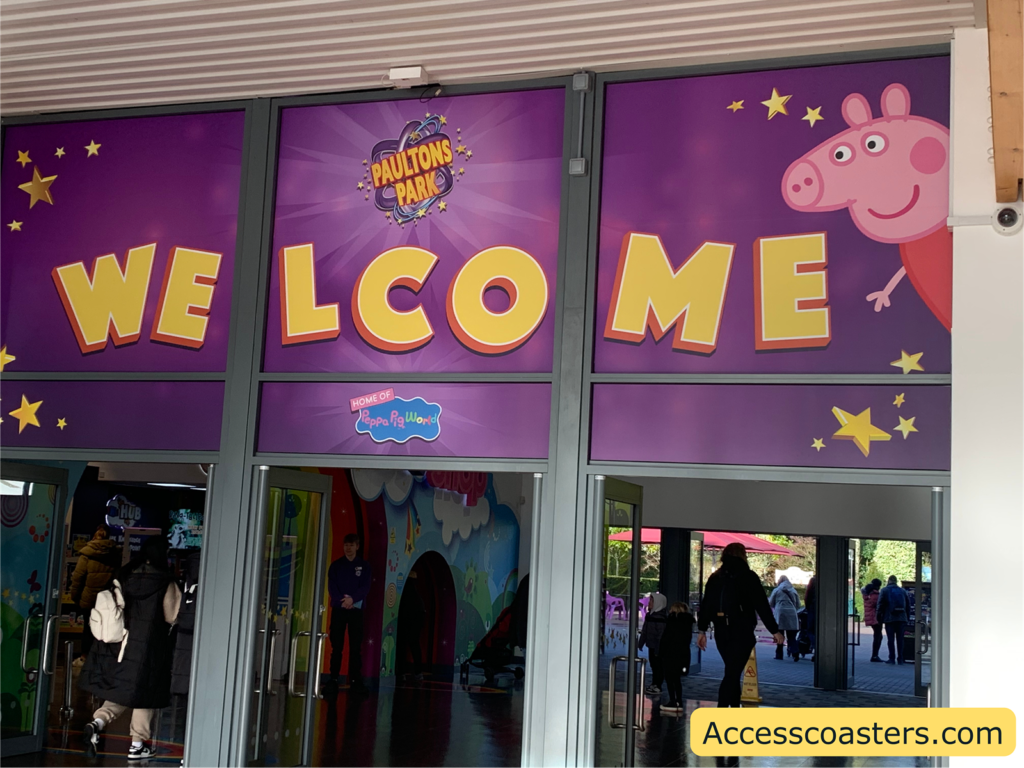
{"left": 688, "top": 531, "right": 705, "bottom": 675}
{"left": 0, "top": 461, "right": 68, "bottom": 760}
{"left": 241, "top": 466, "right": 331, "bottom": 767}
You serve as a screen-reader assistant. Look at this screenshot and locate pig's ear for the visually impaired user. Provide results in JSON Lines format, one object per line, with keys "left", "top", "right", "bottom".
{"left": 881, "top": 84, "right": 911, "bottom": 117}
{"left": 842, "top": 93, "right": 872, "bottom": 126}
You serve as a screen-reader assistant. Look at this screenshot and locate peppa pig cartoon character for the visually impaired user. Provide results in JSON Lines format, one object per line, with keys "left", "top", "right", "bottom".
{"left": 782, "top": 84, "right": 951, "bottom": 331}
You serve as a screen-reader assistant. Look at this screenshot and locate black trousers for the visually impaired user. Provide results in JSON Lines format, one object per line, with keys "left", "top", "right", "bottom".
{"left": 774, "top": 630, "right": 799, "bottom": 659}
{"left": 329, "top": 607, "right": 364, "bottom": 681}
{"left": 885, "top": 621, "right": 906, "bottom": 663}
{"left": 871, "top": 623, "right": 884, "bottom": 658}
{"left": 715, "top": 629, "right": 756, "bottom": 708}
{"left": 664, "top": 662, "right": 683, "bottom": 705}
{"left": 648, "top": 653, "right": 663, "bottom": 687}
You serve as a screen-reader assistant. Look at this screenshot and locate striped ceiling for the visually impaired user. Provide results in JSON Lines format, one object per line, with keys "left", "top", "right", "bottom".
{"left": 1, "top": 0, "right": 979, "bottom": 115}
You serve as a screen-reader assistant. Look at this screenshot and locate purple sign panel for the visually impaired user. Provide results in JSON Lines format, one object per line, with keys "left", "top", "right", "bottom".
{"left": 1, "top": 112, "right": 246, "bottom": 372}
{"left": 595, "top": 57, "right": 951, "bottom": 373}
{"left": 264, "top": 88, "right": 564, "bottom": 373}
{"left": 0, "top": 380, "right": 224, "bottom": 451}
{"left": 258, "top": 382, "right": 551, "bottom": 458}
{"left": 590, "top": 384, "right": 950, "bottom": 470}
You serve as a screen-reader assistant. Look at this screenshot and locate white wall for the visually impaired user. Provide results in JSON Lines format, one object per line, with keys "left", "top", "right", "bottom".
{"left": 491, "top": 471, "right": 534, "bottom": 578}
{"left": 949, "top": 27, "right": 1024, "bottom": 764}
{"left": 618, "top": 476, "right": 933, "bottom": 541}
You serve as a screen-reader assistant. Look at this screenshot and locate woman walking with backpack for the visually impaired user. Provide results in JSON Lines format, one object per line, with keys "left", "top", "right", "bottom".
{"left": 81, "top": 537, "right": 181, "bottom": 760}
{"left": 769, "top": 575, "right": 802, "bottom": 661}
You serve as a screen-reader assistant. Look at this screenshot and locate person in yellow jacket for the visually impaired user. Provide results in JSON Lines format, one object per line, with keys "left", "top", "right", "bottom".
{"left": 70, "top": 524, "right": 121, "bottom": 663}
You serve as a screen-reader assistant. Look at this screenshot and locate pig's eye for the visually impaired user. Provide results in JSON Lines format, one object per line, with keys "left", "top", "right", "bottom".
{"left": 831, "top": 144, "right": 854, "bottom": 164}
{"left": 863, "top": 133, "right": 887, "bottom": 154}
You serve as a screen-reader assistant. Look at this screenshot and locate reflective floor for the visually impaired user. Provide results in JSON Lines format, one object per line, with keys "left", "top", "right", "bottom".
{"left": 312, "top": 671, "right": 524, "bottom": 767}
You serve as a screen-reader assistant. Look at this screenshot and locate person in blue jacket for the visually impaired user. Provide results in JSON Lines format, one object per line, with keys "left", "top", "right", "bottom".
{"left": 876, "top": 575, "right": 911, "bottom": 665}
{"left": 327, "top": 533, "right": 372, "bottom": 692}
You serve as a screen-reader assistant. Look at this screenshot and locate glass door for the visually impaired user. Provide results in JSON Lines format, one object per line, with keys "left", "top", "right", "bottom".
{"left": 915, "top": 543, "right": 932, "bottom": 698}
{"left": 246, "top": 468, "right": 331, "bottom": 767}
{"left": 0, "top": 462, "right": 67, "bottom": 759}
{"left": 847, "top": 539, "right": 860, "bottom": 685}
{"left": 687, "top": 532, "right": 704, "bottom": 675}
{"left": 595, "top": 477, "right": 645, "bottom": 768}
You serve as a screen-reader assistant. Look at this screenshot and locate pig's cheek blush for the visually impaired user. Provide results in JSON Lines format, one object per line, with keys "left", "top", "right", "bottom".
{"left": 910, "top": 136, "right": 946, "bottom": 174}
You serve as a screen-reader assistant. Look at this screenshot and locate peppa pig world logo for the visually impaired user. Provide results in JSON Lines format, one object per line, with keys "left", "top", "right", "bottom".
{"left": 359, "top": 113, "right": 469, "bottom": 224}
{"left": 351, "top": 387, "right": 441, "bottom": 444}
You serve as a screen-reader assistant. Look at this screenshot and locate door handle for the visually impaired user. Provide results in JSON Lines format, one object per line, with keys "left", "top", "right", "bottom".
{"left": 608, "top": 656, "right": 625, "bottom": 728}
{"left": 289, "top": 631, "right": 312, "bottom": 697}
{"left": 607, "top": 656, "right": 645, "bottom": 731}
{"left": 41, "top": 615, "right": 60, "bottom": 675}
{"left": 253, "top": 628, "right": 279, "bottom": 695}
{"left": 635, "top": 658, "right": 646, "bottom": 732}
{"left": 20, "top": 614, "right": 40, "bottom": 674}
{"left": 313, "top": 633, "right": 328, "bottom": 700}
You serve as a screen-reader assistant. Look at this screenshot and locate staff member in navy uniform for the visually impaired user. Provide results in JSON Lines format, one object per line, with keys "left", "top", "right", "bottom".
{"left": 327, "top": 533, "right": 371, "bottom": 692}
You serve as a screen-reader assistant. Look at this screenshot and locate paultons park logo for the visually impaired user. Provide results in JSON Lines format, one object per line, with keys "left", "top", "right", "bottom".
{"left": 368, "top": 114, "right": 455, "bottom": 224}
{"left": 352, "top": 388, "right": 441, "bottom": 444}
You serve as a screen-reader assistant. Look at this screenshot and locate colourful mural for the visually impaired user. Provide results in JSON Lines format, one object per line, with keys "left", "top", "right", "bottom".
{"left": 350, "top": 470, "right": 521, "bottom": 675}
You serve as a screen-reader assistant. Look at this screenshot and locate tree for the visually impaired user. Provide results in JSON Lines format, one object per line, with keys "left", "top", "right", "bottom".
{"left": 864, "top": 539, "right": 916, "bottom": 584}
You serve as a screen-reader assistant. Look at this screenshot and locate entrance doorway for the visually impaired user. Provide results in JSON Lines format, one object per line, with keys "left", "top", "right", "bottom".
{"left": 589, "top": 474, "right": 945, "bottom": 768}
{"left": 397, "top": 552, "right": 457, "bottom": 678}
{"left": 244, "top": 467, "right": 539, "bottom": 767}
{"left": 1, "top": 460, "right": 211, "bottom": 766}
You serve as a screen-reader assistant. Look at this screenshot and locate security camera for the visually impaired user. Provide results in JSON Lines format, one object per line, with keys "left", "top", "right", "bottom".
{"left": 993, "top": 203, "right": 1023, "bottom": 236}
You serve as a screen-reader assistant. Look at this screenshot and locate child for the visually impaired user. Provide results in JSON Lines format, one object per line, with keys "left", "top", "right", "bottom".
{"left": 659, "top": 602, "right": 696, "bottom": 713}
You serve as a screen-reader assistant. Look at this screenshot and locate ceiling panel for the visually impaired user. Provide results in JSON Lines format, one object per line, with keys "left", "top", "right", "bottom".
{"left": 1, "top": 0, "right": 975, "bottom": 115}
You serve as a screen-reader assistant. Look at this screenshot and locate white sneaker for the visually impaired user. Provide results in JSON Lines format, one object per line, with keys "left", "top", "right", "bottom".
{"left": 128, "top": 743, "right": 156, "bottom": 760}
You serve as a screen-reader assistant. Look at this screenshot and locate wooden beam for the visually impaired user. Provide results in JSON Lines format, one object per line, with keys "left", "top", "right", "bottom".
{"left": 987, "top": 0, "right": 1024, "bottom": 202}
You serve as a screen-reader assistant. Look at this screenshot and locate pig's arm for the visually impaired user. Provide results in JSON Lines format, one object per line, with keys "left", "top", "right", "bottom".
{"left": 866, "top": 267, "right": 906, "bottom": 312}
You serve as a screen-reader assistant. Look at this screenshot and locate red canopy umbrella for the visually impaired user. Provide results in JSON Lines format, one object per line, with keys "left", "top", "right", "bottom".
{"left": 607, "top": 528, "right": 797, "bottom": 557}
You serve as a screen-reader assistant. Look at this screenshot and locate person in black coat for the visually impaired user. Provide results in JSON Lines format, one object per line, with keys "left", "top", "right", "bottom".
{"left": 658, "top": 602, "right": 696, "bottom": 713}
{"left": 638, "top": 593, "right": 668, "bottom": 695}
{"left": 876, "top": 575, "right": 911, "bottom": 665}
{"left": 81, "top": 537, "right": 181, "bottom": 761}
{"left": 697, "top": 542, "right": 784, "bottom": 708}
{"left": 170, "top": 551, "right": 201, "bottom": 696}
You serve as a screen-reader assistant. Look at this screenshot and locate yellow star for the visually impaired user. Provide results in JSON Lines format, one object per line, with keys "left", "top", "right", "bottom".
{"left": 466, "top": 150, "right": 473, "bottom": 159}
{"left": 410, "top": 132, "right": 421, "bottom": 141}
{"left": 440, "top": 116, "right": 447, "bottom": 125}
{"left": 8, "top": 394, "right": 43, "bottom": 434}
{"left": 802, "top": 106, "right": 824, "bottom": 127}
{"left": 18, "top": 167, "right": 57, "bottom": 208}
{"left": 459, "top": 168, "right": 465, "bottom": 175}
{"left": 357, "top": 182, "right": 364, "bottom": 190}
{"left": 890, "top": 350, "right": 924, "bottom": 374}
{"left": 57, "top": 418, "right": 68, "bottom": 430}
{"left": 426, "top": 112, "right": 431, "bottom": 118}
{"left": 438, "top": 201, "right": 447, "bottom": 212}
{"left": 812, "top": 438, "right": 825, "bottom": 452}
{"left": 456, "top": 144, "right": 466, "bottom": 154}
{"left": 362, "top": 159, "right": 368, "bottom": 165}
{"left": 0, "top": 346, "right": 15, "bottom": 371}
{"left": 8, "top": 220, "right": 23, "bottom": 231}
{"left": 831, "top": 406, "right": 891, "bottom": 457}
{"left": 415, "top": 208, "right": 426, "bottom": 218}
{"left": 727, "top": 100, "right": 744, "bottom": 112}
{"left": 85, "top": 140, "right": 101, "bottom": 156}
{"left": 16, "top": 151, "right": 32, "bottom": 167}
{"left": 55, "top": 147, "right": 66, "bottom": 158}
{"left": 1, "top": 588, "right": 8, "bottom": 598}
{"left": 893, "top": 393, "right": 906, "bottom": 408}
{"left": 761, "top": 88, "right": 792, "bottom": 120}
{"left": 894, "top": 416, "right": 918, "bottom": 440}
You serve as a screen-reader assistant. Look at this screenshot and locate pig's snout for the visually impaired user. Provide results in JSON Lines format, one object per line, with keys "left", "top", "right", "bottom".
{"left": 782, "top": 159, "right": 824, "bottom": 210}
